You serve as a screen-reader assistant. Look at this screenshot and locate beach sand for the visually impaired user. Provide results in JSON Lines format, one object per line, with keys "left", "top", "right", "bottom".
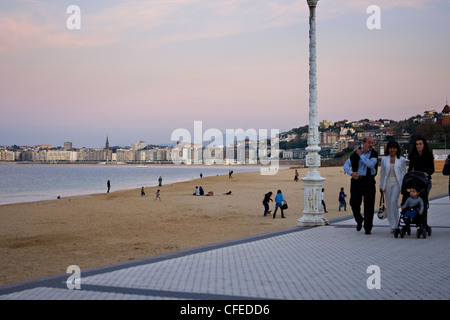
{"left": 0, "top": 166, "right": 447, "bottom": 286}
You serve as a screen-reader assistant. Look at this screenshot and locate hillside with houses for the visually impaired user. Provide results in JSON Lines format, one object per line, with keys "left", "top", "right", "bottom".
{"left": 280, "top": 104, "right": 450, "bottom": 165}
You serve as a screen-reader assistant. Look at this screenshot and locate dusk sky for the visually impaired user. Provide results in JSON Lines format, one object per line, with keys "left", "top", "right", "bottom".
{"left": 1, "top": 0, "right": 449, "bottom": 148}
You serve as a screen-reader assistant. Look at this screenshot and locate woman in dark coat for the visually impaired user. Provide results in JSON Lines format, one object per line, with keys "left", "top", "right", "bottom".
{"left": 408, "top": 136, "right": 434, "bottom": 193}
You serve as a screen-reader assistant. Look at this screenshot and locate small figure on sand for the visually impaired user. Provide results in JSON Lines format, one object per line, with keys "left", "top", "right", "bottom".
{"left": 223, "top": 191, "right": 232, "bottom": 195}
{"left": 262, "top": 191, "right": 273, "bottom": 216}
{"left": 154, "top": 189, "right": 161, "bottom": 201}
{"left": 338, "top": 187, "right": 347, "bottom": 211}
{"left": 158, "top": 176, "right": 163, "bottom": 187}
{"left": 193, "top": 186, "right": 200, "bottom": 196}
{"left": 229, "top": 170, "right": 233, "bottom": 179}
{"left": 141, "top": 186, "right": 145, "bottom": 197}
{"left": 294, "top": 169, "right": 299, "bottom": 182}
{"left": 107, "top": 180, "right": 110, "bottom": 193}
{"left": 321, "top": 188, "right": 328, "bottom": 213}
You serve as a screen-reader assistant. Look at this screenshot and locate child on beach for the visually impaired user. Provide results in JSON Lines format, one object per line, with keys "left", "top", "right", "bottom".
{"left": 338, "top": 187, "right": 347, "bottom": 211}
{"left": 321, "top": 188, "right": 328, "bottom": 213}
{"left": 141, "top": 186, "right": 145, "bottom": 196}
{"left": 154, "top": 189, "right": 161, "bottom": 201}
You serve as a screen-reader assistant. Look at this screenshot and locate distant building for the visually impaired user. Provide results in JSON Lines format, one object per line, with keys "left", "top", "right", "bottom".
{"left": 437, "top": 103, "right": 450, "bottom": 126}
{"left": 321, "top": 131, "right": 338, "bottom": 145}
{"left": 64, "top": 142, "right": 72, "bottom": 150}
{"left": 131, "top": 141, "right": 146, "bottom": 150}
{"left": 0, "top": 150, "right": 15, "bottom": 161}
{"left": 320, "top": 120, "right": 333, "bottom": 129}
{"left": 282, "top": 148, "right": 306, "bottom": 159}
{"left": 35, "top": 145, "right": 54, "bottom": 150}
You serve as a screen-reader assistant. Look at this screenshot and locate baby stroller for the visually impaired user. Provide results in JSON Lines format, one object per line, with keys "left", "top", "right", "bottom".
{"left": 394, "top": 171, "right": 432, "bottom": 239}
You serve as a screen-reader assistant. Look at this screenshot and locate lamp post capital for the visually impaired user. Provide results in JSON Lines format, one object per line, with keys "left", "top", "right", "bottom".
{"left": 307, "top": 0, "right": 318, "bottom": 7}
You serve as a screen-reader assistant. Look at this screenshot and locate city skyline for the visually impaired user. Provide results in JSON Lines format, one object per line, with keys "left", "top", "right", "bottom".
{"left": 1, "top": 0, "right": 449, "bottom": 148}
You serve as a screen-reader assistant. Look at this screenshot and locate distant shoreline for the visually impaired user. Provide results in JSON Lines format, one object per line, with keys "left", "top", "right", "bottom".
{"left": 0, "top": 164, "right": 290, "bottom": 206}
{"left": 0, "top": 161, "right": 280, "bottom": 166}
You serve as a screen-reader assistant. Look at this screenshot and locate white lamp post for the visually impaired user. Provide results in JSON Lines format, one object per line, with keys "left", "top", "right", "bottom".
{"left": 298, "top": 0, "right": 328, "bottom": 226}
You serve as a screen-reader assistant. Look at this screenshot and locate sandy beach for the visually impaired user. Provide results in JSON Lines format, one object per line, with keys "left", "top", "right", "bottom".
{"left": 0, "top": 166, "right": 448, "bottom": 286}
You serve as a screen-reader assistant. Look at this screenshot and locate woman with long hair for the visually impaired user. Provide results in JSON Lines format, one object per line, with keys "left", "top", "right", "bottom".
{"left": 408, "top": 136, "right": 434, "bottom": 193}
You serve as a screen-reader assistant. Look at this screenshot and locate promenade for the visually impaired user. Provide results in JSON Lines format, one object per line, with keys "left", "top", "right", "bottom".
{"left": 1, "top": 195, "right": 449, "bottom": 304}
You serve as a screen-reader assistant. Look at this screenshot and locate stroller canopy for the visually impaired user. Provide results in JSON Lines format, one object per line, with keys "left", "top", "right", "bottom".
{"left": 401, "top": 171, "right": 428, "bottom": 195}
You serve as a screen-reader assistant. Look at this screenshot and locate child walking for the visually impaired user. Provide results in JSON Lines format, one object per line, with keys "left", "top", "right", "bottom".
{"left": 154, "top": 189, "right": 161, "bottom": 201}
{"left": 321, "top": 188, "right": 328, "bottom": 213}
{"left": 338, "top": 187, "right": 347, "bottom": 211}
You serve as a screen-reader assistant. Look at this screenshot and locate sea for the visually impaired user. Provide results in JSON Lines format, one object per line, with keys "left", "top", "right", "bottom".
{"left": 0, "top": 164, "right": 266, "bottom": 205}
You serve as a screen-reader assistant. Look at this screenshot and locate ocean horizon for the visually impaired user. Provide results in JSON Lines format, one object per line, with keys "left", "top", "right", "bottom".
{"left": 0, "top": 163, "right": 278, "bottom": 205}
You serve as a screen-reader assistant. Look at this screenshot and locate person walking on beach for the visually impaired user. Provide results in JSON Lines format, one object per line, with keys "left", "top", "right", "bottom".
{"left": 344, "top": 136, "right": 378, "bottom": 234}
{"left": 154, "top": 189, "right": 161, "bottom": 201}
{"left": 273, "top": 190, "right": 286, "bottom": 219}
{"left": 107, "top": 180, "right": 110, "bottom": 193}
{"left": 379, "top": 140, "right": 406, "bottom": 232}
{"left": 158, "top": 176, "right": 163, "bottom": 187}
{"left": 141, "top": 186, "right": 145, "bottom": 197}
{"left": 294, "top": 169, "right": 299, "bottom": 182}
{"left": 262, "top": 191, "right": 273, "bottom": 217}
{"left": 321, "top": 188, "right": 328, "bottom": 213}
{"left": 229, "top": 170, "right": 233, "bottom": 179}
{"left": 338, "top": 187, "right": 347, "bottom": 212}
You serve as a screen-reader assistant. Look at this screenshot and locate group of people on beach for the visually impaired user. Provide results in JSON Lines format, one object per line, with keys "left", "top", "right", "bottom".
{"left": 107, "top": 176, "right": 163, "bottom": 201}
{"left": 262, "top": 190, "right": 287, "bottom": 219}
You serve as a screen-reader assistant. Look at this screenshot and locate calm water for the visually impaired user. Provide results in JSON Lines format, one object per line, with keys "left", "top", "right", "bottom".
{"left": 0, "top": 164, "right": 262, "bottom": 205}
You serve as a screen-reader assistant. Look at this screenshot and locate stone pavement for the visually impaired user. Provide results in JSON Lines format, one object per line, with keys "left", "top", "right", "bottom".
{"left": 1, "top": 196, "right": 449, "bottom": 301}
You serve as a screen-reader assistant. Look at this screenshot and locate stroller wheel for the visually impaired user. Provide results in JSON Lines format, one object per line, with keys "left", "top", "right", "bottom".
{"left": 400, "top": 228, "right": 405, "bottom": 238}
{"left": 416, "top": 229, "right": 421, "bottom": 238}
{"left": 427, "top": 226, "right": 432, "bottom": 236}
{"left": 407, "top": 226, "right": 411, "bottom": 236}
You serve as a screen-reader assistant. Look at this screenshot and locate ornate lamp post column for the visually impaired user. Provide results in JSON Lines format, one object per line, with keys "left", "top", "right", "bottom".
{"left": 298, "top": 0, "right": 328, "bottom": 226}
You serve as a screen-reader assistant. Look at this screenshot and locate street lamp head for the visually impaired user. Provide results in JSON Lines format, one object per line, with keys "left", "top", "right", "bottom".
{"left": 307, "top": 0, "right": 318, "bottom": 7}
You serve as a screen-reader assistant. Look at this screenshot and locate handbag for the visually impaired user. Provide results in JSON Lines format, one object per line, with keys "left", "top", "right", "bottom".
{"left": 377, "top": 193, "right": 387, "bottom": 220}
{"left": 281, "top": 201, "right": 288, "bottom": 210}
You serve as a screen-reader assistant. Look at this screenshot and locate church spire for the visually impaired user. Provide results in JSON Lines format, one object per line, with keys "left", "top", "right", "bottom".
{"left": 105, "top": 136, "right": 109, "bottom": 149}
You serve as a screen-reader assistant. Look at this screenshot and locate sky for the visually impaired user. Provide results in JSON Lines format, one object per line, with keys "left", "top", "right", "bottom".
{"left": 0, "top": 0, "right": 449, "bottom": 148}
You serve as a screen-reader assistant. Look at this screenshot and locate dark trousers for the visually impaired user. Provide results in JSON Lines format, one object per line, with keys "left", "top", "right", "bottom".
{"left": 350, "top": 177, "right": 376, "bottom": 232}
{"left": 273, "top": 205, "right": 284, "bottom": 218}
{"left": 263, "top": 201, "right": 270, "bottom": 216}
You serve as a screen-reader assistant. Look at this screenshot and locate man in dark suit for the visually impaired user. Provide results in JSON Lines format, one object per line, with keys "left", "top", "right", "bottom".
{"left": 344, "top": 136, "right": 379, "bottom": 234}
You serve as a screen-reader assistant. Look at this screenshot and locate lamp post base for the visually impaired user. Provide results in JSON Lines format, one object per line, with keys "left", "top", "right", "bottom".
{"left": 298, "top": 174, "right": 329, "bottom": 227}
{"left": 297, "top": 213, "right": 329, "bottom": 227}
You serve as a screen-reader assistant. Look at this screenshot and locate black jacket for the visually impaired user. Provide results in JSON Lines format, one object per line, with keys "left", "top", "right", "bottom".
{"left": 408, "top": 152, "right": 435, "bottom": 178}
{"left": 263, "top": 193, "right": 273, "bottom": 204}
